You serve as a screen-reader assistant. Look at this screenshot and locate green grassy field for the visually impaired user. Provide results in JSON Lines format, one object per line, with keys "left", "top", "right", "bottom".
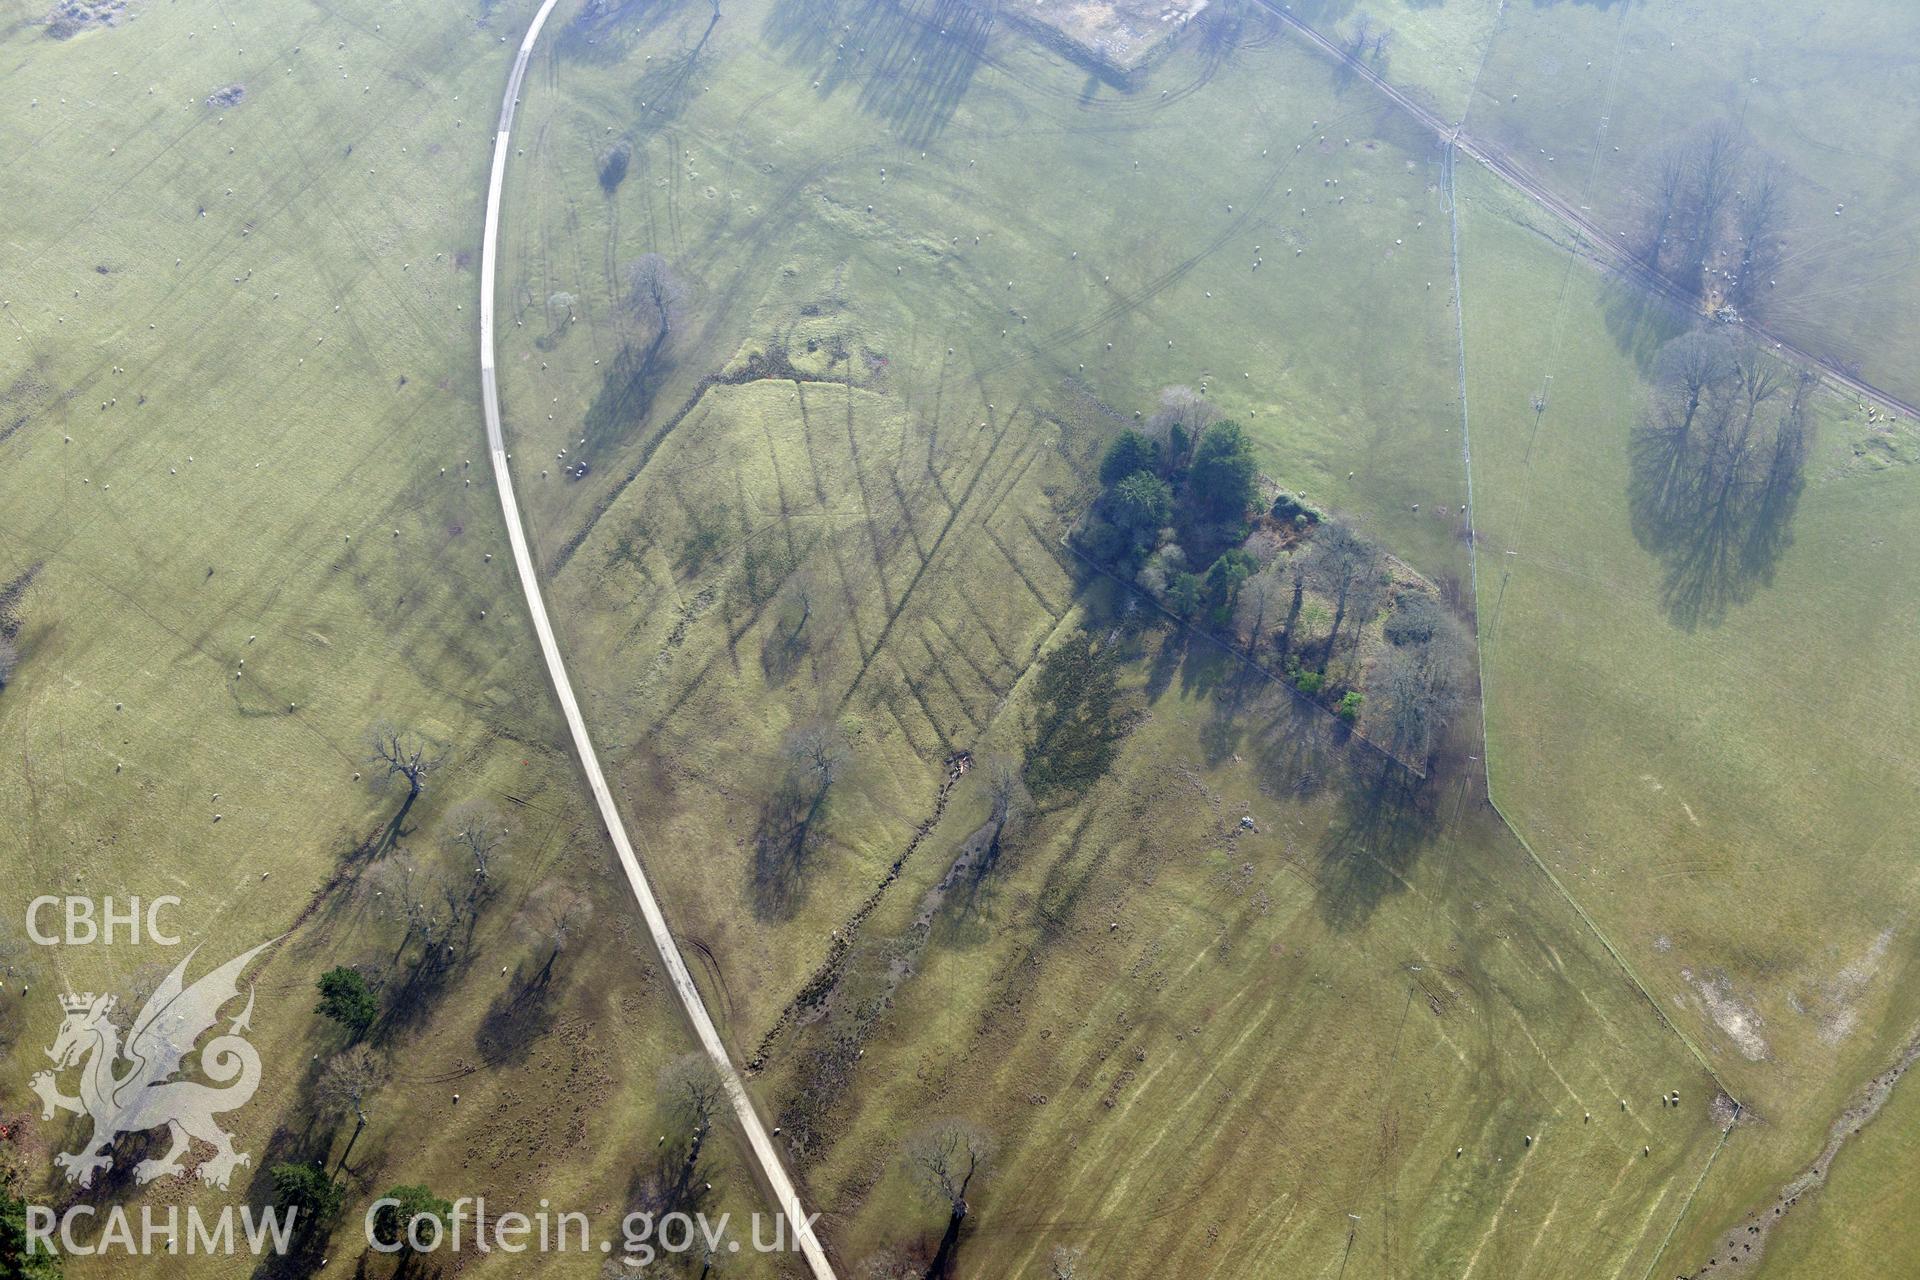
{"left": 496, "top": 0, "right": 1474, "bottom": 585}
{"left": 1293, "top": 0, "right": 1920, "bottom": 406}
{"left": 4, "top": 0, "right": 1915, "bottom": 1274}
{"left": 776, "top": 612, "right": 1728, "bottom": 1278}
{"left": 0, "top": 0, "right": 782, "bottom": 1274}
{"left": 1455, "top": 160, "right": 1920, "bottom": 1276}
{"left": 475, "top": 1, "right": 1781, "bottom": 1273}
{"left": 1752, "top": 1044, "right": 1920, "bottom": 1279}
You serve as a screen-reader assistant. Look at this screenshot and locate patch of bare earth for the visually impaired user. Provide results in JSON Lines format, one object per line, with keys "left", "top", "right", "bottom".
{"left": 1684, "top": 967, "right": 1770, "bottom": 1062}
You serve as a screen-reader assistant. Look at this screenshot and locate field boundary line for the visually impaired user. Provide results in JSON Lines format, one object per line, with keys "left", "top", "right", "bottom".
{"left": 1447, "top": 147, "right": 1737, "bottom": 1096}
{"left": 1441, "top": 144, "right": 1493, "bottom": 787}
{"left": 1251, "top": 0, "right": 1920, "bottom": 423}
{"left": 1487, "top": 790, "right": 1739, "bottom": 1107}
{"left": 478, "top": 5, "right": 836, "bottom": 1276}
{"left": 1432, "top": 1, "right": 1742, "bottom": 1117}
{"left": 1637, "top": 1123, "right": 1730, "bottom": 1280}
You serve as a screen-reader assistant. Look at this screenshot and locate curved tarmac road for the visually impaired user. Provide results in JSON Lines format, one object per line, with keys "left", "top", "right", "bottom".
{"left": 480, "top": 6, "right": 836, "bottom": 1277}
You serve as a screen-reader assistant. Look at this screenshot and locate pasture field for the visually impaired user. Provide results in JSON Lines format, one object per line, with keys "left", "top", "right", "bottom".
{"left": 2, "top": 0, "right": 1915, "bottom": 1274}
{"left": 1455, "top": 160, "right": 1920, "bottom": 1274}
{"left": 765, "top": 610, "right": 1728, "bottom": 1279}
{"left": 1749, "top": 1050, "right": 1920, "bottom": 1279}
{"left": 490, "top": 0, "right": 1486, "bottom": 1101}
{"left": 494, "top": 0, "right": 1474, "bottom": 587}
{"left": 0, "top": 0, "right": 778, "bottom": 1274}
{"left": 483, "top": 0, "right": 1766, "bottom": 1274}
{"left": 1291, "top": 0, "right": 1920, "bottom": 405}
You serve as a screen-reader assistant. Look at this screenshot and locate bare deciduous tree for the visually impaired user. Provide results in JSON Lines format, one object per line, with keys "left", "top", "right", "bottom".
{"left": 624, "top": 253, "right": 687, "bottom": 355}
{"left": 1373, "top": 605, "right": 1469, "bottom": 768}
{"left": 443, "top": 801, "right": 508, "bottom": 906}
{"left": 545, "top": 290, "right": 577, "bottom": 334}
{"left": 904, "top": 1122, "right": 993, "bottom": 1279}
{"left": 1302, "top": 522, "right": 1387, "bottom": 674}
{"left": 1144, "top": 385, "right": 1220, "bottom": 471}
{"left": 315, "top": 1045, "right": 386, "bottom": 1172}
{"left": 633, "top": 1054, "right": 729, "bottom": 1220}
{"left": 1232, "top": 564, "right": 1287, "bottom": 652}
{"left": 369, "top": 726, "right": 440, "bottom": 804}
{"left": 0, "top": 636, "right": 16, "bottom": 690}
{"left": 530, "top": 889, "right": 592, "bottom": 989}
{"left": 789, "top": 722, "right": 849, "bottom": 788}
{"left": 370, "top": 858, "right": 474, "bottom": 990}
{"left": 661, "top": 1053, "right": 726, "bottom": 1165}
{"left": 372, "top": 859, "right": 442, "bottom": 942}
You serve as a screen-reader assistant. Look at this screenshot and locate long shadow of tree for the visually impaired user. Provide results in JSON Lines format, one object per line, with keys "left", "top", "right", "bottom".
{"left": 764, "top": 0, "right": 996, "bottom": 147}
{"left": 1628, "top": 330, "right": 1811, "bottom": 630}
{"left": 1600, "top": 276, "right": 1691, "bottom": 375}
{"left": 751, "top": 724, "right": 849, "bottom": 919}
{"left": 558, "top": 0, "right": 703, "bottom": 63}
{"left": 576, "top": 255, "right": 690, "bottom": 472}
{"left": 579, "top": 329, "right": 676, "bottom": 461}
{"left": 1315, "top": 749, "right": 1443, "bottom": 931}
{"left": 474, "top": 961, "right": 567, "bottom": 1068}
{"left": 243, "top": 1124, "right": 338, "bottom": 1280}
{"left": 629, "top": 0, "right": 725, "bottom": 133}
{"left": 1230, "top": 661, "right": 1444, "bottom": 929}
{"left": 1198, "top": 653, "right": 1272, "bottom": 767}
{"left": 1194, "top": 0, "right": 1273, "bottom": 78}
{"left": 1328, "top": 10, "right": 1390, "bottom": 95}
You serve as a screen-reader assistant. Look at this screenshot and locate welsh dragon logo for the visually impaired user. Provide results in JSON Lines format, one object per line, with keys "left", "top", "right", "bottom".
{"left": 29, "top": 940, "right": 274, "bottom": 1190}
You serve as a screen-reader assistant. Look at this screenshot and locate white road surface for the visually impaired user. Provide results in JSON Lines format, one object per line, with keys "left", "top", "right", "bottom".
{"left": 479, "top": 5, "right": 837, "bottom": 1276}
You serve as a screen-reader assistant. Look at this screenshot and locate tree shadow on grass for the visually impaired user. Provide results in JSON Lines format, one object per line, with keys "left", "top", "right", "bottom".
{"left": 1626, "top": 373, "right": 1810, "bottom": 631}
{"left": 760, "top": 617, "right": 813, "bottom": 683}
{"left": 750, "top": 777, "right": 830, "bottom": 921}
{"left": 1244, "top": 692, "right": 1342, "bottom": 805}
{"left": 1315, "top": 750, "right": 1442, "bottom": 931}
{"left": 1198, "top": 657, "right": 1271, "bottom": 768}
{"left": 764, "top": 0, "right": 995, "bottom": 148}
{"left": 580, "top": 340, "right": 679, "bottom": 464}
{"left": 1230, "top": 667, "right": 1440, "bottom": 929}
{"left": 1174, "top": 627, "right": 1240, "bottom": 702}
{"left": 474, "top": 963, "right": 568, "bottom": 1068}
{"left": 1143, "top": 620, "right": 1187, "bottom": 704}
{"left": 628, "top": 0, "right": 725, "bottom": 133}
{"left": 1601, "top": 278, "right": 1692, "bottom": 376}
{"left": 242, "top": 1126, "right": 338, "bottom": 1280}
{"left": 41, "top": 1126, "right": 162, "bottom": 1217}
{"left": 623, "top": 1134, "right": 718, "bottom": 1228}
{"left": 1284, "top": 0, "right": 1356, "bottom": 28}
{"left": 558, "top": 0, "right": 702, "bottom": 63}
